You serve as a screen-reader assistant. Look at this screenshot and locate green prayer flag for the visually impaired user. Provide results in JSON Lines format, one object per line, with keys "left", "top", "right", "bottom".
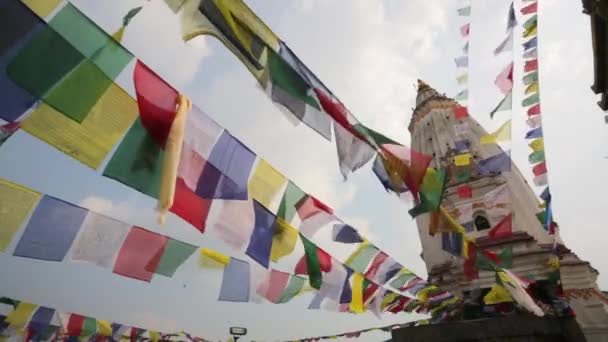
{"left": 522, "top": 93, "right": 540, "bottom": 107}
{"left": 154, "top": 239, "right": 197, "bottom": 277}
{"left": 458, "top": 7, "right": 471, "bottom": 16}
{"left": 389, "top": 270, "right": 416, "bottom": 289}
{"left": 475, "top": 252, "right": 496, "bottom": 272}
{"left": 103, "top": 119, "right": 164, "bottom": 198}
{"left": 82, "top": 317, "right": 97, "bottom": 336}
{"left": 408, "top": 169, "right": 446, "bottom": 218}
{"left": 523, "top": 71, "right": 538, "bottom": 85}
{"left": 346, "top": 244, "right": 380, "bottom": 273}
{"left": 455, "top": 168, "right": 471, "bottom": 182}
{"left": 523, "top": 15, "right": 537, "bottom": 30}
{"left": 268, "top": 50, "right": 320, "bottom": 109}
{"left": 499, "top": 246, "right": 513, "bottom": 269}
{"left": 365, "top": 127, "right": 400, "bottom": 146}
{"left": 123, "top": 6, "right": 143, "bottom": 27}
{"left": 301, "top": 234, "right": 323, "bottom": 289}
{"left": 277, "top": 182, "right": 306, "bottom": 222}
{"left": 278, "top": 276, "right": 306, "bottom": 303}
{"left": 490, "top": 91, "right": 513, "bottom": 118}
{"left": 528, "top": 151, "right": 545, "bottom": 163}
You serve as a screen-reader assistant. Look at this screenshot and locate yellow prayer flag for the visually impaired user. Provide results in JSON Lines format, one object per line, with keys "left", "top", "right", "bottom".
{"left": 524, "top": 26, "right": 537, "bottom": 38}
{"left": 439, "top": 207, "right": 466, "bottom": 234}
{"left": 417, "top": 285, "right": 438, "bottom": 302}
{"left": 248, "top": 159, "right": 287, "bottom": 209}
{"left": 21, "top": 0, "right": 63, "bottom": 17}
{"left": 6, "top": 302, "right": 37, "bottom": 327}
{"left": 111, "top": 26, "right": 126, "bottom": 42}
{"left": 199, "top": 248, "right": 230, "bottom": 268}
{"left": 149, "top": 331, "right": 160, "bottom": 342}
{"left": 21, "top": 84, "right": 138, "bottom": 169}
{"left": 350, "top": 273, "right": 365, "bottom": 313}
{"left": 0, "top": 179, "right": 41, "bottom": 251}
{"left": 548, "top": 255, "right": 560, "bottom": 270}
{"left": 525, "top": 83, "right": 539, "bottom": 95}
{"left": 462, "top": 237, "right": 470, "bottom": 258}
{"left": 484, "top": 283, "right": 513, "bottom": 304}
{"left": 98, "top": 320, "right": 112, "bottom": 336}
{"left": 529, "top": 138, "right": 544, "bottom": 152}
{"left": 457, "top": 74, "right": 468, "bottom": 85}
{"left": 270, "top": 218, "right": 298, "bottom": 262}
{"left": 480, "top": 120, "right": 511, "bottom": 145}
{"left": 454, "top": 153, "right": 471, "bottom": 166}
{"left": 380, "top": 293, "right": 400, "bottom": 310}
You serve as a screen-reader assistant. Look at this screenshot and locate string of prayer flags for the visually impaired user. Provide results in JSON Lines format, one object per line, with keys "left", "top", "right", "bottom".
{"left": 490, "top": 3, "right": 516, "bottom": 117}
{"left": 0, "top": 296, "right": 211, "bottom": 341}
{"left": 0, "top": 179, "right": 40, "bottom": 252}
{"left": 480, "top": 120, "right": 512, "bottom": 144}
{"left": 454, "top": 0, "right": 471, "bottom": 108}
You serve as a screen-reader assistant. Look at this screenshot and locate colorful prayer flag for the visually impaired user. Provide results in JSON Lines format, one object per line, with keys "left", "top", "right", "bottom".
{"left": 525, "top": 127, "right": 543, "bottom": 139}
{"left": 458, "top": 6, "right": 471, "bottom": 16}
{"left": 529, "top": 138, "right": 544, "bottom": 152}
{"left": 484, "top": 284, "right": 513, "bottom": 305}
{"left": 460, "top": 24, "right": 470, "bottom": 37}
{"left": 523, "top": 37, "right": 538, "bottom": 51}
{"left": 14, "top": 195, "right": 87, "bottom": 261}
{"left": 454, "top": 56, "right": 468, "bottom": 68}
{"left": 277, "top": 181, "right": 306, "bottom": 222}
{"left": 488, "top": 214, "right": 512, "bottom": 239}
{"left": 495, "top": 63, "right": 514, "bottom": 95}
{"left": 527, "top": 115, "right": 542, "bottom": 128}
{"left": 455, "top": 89, "right": 469, "bottom": 101}
{"left": 524, "top": 15, "right": 538, "bottom": 31}
{"left": 332, "top": 224, "right": 363, "bottom": 244}
{"left": 245, "top": 201, "right": 277, "bottom": 268}
{"left": 270, "top": 218, "right": 299, "bottom": 262}
{"left": 5, "top": 301, "right": 36, "bottom": 327}
{"left": 494, "top": 30, "right": 513, "bottom": 55}
{"left": 210, "top": 199, "right": 255, "bottom": 251}
{"left": 454, "top": 153, "right": 471, "bottom": 166}
{"left": 345, "top": 242, "right": 380, "bottom": 274}
{"left": 457, "top": 186, "right": 473, "bottom": 199}
{"left": 219, "top": 258, "right": 251, "bottom": 302}
{"left": 154, "top": 238, "right": 196, "bottom": 277}
{"left": 525, "top": 82, "right": 539, "bottom": 95}
{"left": 480, "top": 120, "right": 512, "bottom": 144}
{"left": 278, "top": 275, "right": 306, "bottom": 303}
{"left": 527, "top": 104, "right": 541, "bottom": 116}
{"left": 523, "top": 48, "right": 538, "bottom": 59}
{"left": 477, "top": 151, "right": 511, "bottom": 175}
{"left": 113, "top": 227, "right": 168, "bottom": 282}
{"left": 522, "top": 93, "right": 540, "bottom": 107}
{"left": 247, "top": 159, "right": 287, "bottom": 209}
{"left": 529, "top": 150, "right": 545, "bottom": 163}
{"left": 506, "top": 2, "right": 517, "bottom": 31}
{"left": 490, "top": 91, "right": 513, "bottom": 118}
{"left": 454, "top": 106, "right": 469, "bottom": 119}
{"left": 0, "top": 179, "right": 40, "bottom": 252}
{"left": 521, "top": 2, "right": 538, "bottom": 14}
{"left": 532, "top": 161, "right": 547, "bottom": 176}
{"left": 350, "top": 273, "right": 365, "bottom": 313}
{"left": 260, "top": 270, "right": 291, "bottom": 304}
{"left": 295, "top": 234, "right": 332, "bottom": 289}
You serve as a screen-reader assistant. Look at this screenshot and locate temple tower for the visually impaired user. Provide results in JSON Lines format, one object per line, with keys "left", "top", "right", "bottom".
{"left": 409, "top": 80, "right": 608, "bottom": 341}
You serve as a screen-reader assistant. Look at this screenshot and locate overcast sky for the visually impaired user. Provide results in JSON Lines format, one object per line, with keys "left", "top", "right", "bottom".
{"left": 1, "top": 0, "right": 607, "bottom": 341}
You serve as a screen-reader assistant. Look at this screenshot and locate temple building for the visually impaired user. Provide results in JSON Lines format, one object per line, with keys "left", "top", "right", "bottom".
{"left": 582, "top": 0, "right": 608, "bottom": 111}
{"left": 407, "top": 80, "right": 608, "bottom": 341}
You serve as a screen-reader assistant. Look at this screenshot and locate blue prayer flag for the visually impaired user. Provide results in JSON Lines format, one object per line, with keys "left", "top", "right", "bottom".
{"left": 454, "top": 140, "right": 470, "bottom": 153}
{"left": 332, "top": 224, "right": 363, "bottom": 244}
{"left": 245, "top": 201, "right": 276, "bottom": 268}
{"left": 340, "top": 267, "right": 353, "bottom": 304}
{"left": 525, "top": 127, "right": 543, "bottom": 139}
{"left": 477, "top": 151, "right": 511, "bottom": 175}
{"left": 523, "top": 37, "right": 537, "bottom": 51}
{"left": 219, "top": 258, "right": 251, "bottom": 302}
{"left": 14, "top": 195, "right": 87, "bottom": 261}
{"left": 28, "top": 307, "right": 54, "bottom": 333}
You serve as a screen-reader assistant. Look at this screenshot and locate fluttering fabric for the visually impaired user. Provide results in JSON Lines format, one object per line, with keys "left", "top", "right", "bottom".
{"left": 219, "top": 257, "right": 251, "bottom": 302}
{"left": 332, "top": 224, "right": 364, "bottom": 244}
{"left": 245, "top": 201, "right": 277, "bottom": 268}
{"left": 480, "top": 120, "right": 512, "bottom": 144}
{"left": 113, "top": 227, "right": 168, "bottom": 282}
{"left": 0, "top": 179, "right": 40, "bottom": 251}
{"left": 477, "top": 151, "right": 511, "bottom": 175}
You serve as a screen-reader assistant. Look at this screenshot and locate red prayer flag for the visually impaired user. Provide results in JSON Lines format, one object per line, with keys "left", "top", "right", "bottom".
{"left": 457, "top": 186, "right": 473, "bottom": 199}
{"left": 481, "top": 249, "right": 501, "bottom": 264}
{"left": 488, "top": 214, "right": 512, "bottom": 239}
{"left": 524, "top": 59, "right": 539, "bottom": 72}
{"left": 134, "top": 61, "right": 179, "bottom": 147}
{"left": 454, "top": 106, "right": 469, "bottom": 119}
{"left": 296, "top": 195, "right": 334, "bottom": 221}
{"left": 113, "top": 227, "right": 168, "bottom": 282}
{"left": 521, "top": 2, "right": 538, "bottom": 14}
{"left": 294, "top": 247, "right": 332, "bottom": 274}
{"left": 313, "top": 88, "right": 367, "bottom": 142}
{"left": 409, "top": 149, "right": 433, "bottom": 200}
{"left": 363, "top": 283, "right": 380, "bottom": 303}
{"left": 463, "top": 243, "right": 478, "bottom": 280}
{"left": 66, "top": 314, "right": 85, "bottom": 336}
{"left": 533, "top": 161, "right": 547, "bottom": 176}
{"left": 460, "top": 23, "right": 470, "bottom": 37}
{"left": 527, "top": 104, "right": 541, "bottom": 116}
{"left": 495, "top": 63, "right": 514, "bottom": 95}
{"left": 170, "top": 178, "right": 211, "bottom": 232}
{"left": 364, "top": 252, "right": 389, "bottom": 279}
{"left": 263, "top": 270, "right": 291, "bottom": 303}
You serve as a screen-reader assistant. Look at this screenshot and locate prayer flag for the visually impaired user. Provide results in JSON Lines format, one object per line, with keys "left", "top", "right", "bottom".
{"left": 454, "top": 56, "right": 468, "bottom": 68}
{"left": 350, "top": 273, "right": 365, "bottom": 313}
{"left": 332, "top": 121, "right": 376, "bottom": 180}
{"left": 490, "top": 91, "right": 513, "bottom": 118}
{"left": 528, "top": 104, "right": 541, "bottom": 116}
{"left": 454, "top": 153, "right": 471, "bottom": 166}
{"left": 278, "top": 275, "right": 306, "bottom": 303}
{"left": 454, "top": 140, "right": 470, "bottom": 153}
{"left": 113, "top": 227, "right": 168, "bottom": 282}
{"left": 295, "top": 234, "right": 332, "bottom": 289}
{"left": 526, "top": 82, "right": 539, "bottom": 95}
{"left": 480, "top": 120, "right": 512, "bottom": 144}
{"left": 463, "top": 41, "right": 469, "bottom": 54}
{"left": 277, "top": 181, "right": 306, "bottom": 222}
{"left": 154, "top": 238, "right": 196, "bottom": 277}
{"left": 14, "top": 195, "right": 87, "bottom": 261}
{"left": 332, "top": 224, "right": 363, "bottom": 244}
{"left": 345, "top": 242, "right": 380, "bottom": 274}
{"left": 247, "top": 159, "right": 286, "bottom": 209}
{"left": 270, "top": 218, "right": 299, "bottom": 262}
{"left": 477, "top": 151, "right": 511, "bottom": 175}
{"left": 460, "top": 24, "right": 470, "bottom": 37}
{"left": 375, "top": 261, "right": 402, "bottom": 285}
{"left": 463, "top": 242, "right": 478, "bottom": 280}
{"left": 527, "top": 115, "right": 542, "bottom": 128}
{"left": 458, "top": 6, "right": 471, "bottom": 16}
{"left": 66, "top": 314, "right": 85, "bottom": 336}
{"left": 523, "top": 71, "right": 538, "bottom": 85}
{"left": 21, "top": 0, "right": 62, "bottom": 17}
{"left": 441, "top": 232, "right": 463, "bottom": 257}
{"left": 260, "top": 270, "right": 290, "bottom": 303}
{"left": 523, "top": 48, "right": 538, "bottom": 59}
{"left": 524, "top": 15, "right": 538, "bottom": 31}
{"left": 210, "top": 199, "right": 255, "bottom": 251}
{"left": 5, "top": 301, "right": 36, "bottom": 327}
{"left": 494, "top": 30, "right": 513, "bottom": 55}
{"left": 171, "top": 178, "right": 212, "bottom": 232}
{"left": 522, "top": 93, "right": 540, "bottom": 107}
{"left": 529, "top": 150, "right": 545, "bottom": 163}
{"left": 454, "top": 106, "right": 469, "bottom": 119}
{"left": 457, "top": 186, "right": 472, "bottom": 199}
{"left": 498, "top": 269, "right": 544, "bottom": 316}
{"left": 488, "top": 214, "right": 512, "bottom": 239}
{"left": 0, "top": 179, "right": 40, "bottom": 251}
{"left": 484, "top": 284, "right": 513, "bottom": 305}
{"left": 506, "top": 2, "right": 517, "bottom": 30}
{"left": 523, "top": 37, "right": 538, "bottom": 51}
{"left": 534, "top": 173, "right": 548, "bottom": 186}
{"left": 246, "top": 201, "right": 277, "bottom": 268}
{"left": 495, "top": 63, "right": 514, "bottom": 95}
{"left": 70, "top": 212, "right": 131, "bottom": 269}
{"left": 389, "top": 269, "right": 416, "bottom": 289}
{"left": 296, "top": 195, "right": 333, "bottom": 221}
{"left": 523, "top": 26, "right": 537, "bottom": 38}
{"left": 364, "top": 252, "right": 389, "bottom": 280}
{"left": 456, "top": 74, "right": 468, "bottom": 85}
{"left": 529, "top": 138, "right": 544, "bottom": 152}
{"left": 199, "top": 248, "right": 230, "bottom": 268}
{"left": 525, "top": 127, "right": 543, "bottom": 139}
{"left": 532, "top": 161, "right": 547, "bottom": 176}
{"left": 408, "top": 168, "right": 447, "bottom": 217}
{"left": 219, "top": 258, "right": 251, "bottom": 302}
{"left": 521, "top": 2, "right": 538, "bottom": 14}
{"left": 28, "top": 306, "right": 55, "bottom": 335}
{"left": 455, "top": 89, "right": 468, "bottom": 101}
